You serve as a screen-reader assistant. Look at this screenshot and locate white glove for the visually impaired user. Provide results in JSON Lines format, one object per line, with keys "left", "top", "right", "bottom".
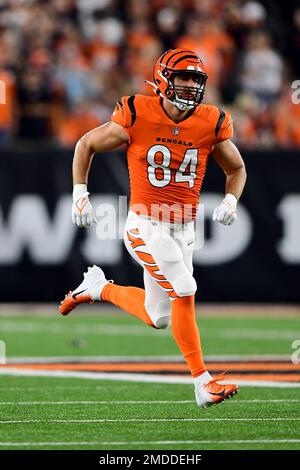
{"left": 213, "top": 193, "right": 237, "bottom": 226}
{"left": 72, "top": 184, "right": 97, "bottom": 228}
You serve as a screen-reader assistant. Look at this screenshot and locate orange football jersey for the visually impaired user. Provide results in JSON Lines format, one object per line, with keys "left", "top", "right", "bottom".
{"left": 111, "top": 95, "right": 233, "bottom": 222}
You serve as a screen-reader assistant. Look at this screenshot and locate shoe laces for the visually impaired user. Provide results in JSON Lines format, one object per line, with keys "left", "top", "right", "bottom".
{"left": 209, "top": 371, "right": 227, "bottom": 384}
{"left": 205, "top": 371, "right": 228, "bottom": 391}
{"left": 83, "top": 266, "right": 114, "bottom": 285}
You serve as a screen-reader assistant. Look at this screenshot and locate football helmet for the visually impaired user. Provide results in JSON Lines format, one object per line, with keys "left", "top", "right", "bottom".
{"left": 145, "top": 48, "right": 207, "bottom": 111}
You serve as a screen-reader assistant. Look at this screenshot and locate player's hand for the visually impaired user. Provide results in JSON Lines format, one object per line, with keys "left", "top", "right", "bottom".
{"left": 72, "top": 184, "right": 97, "bottom": 228}
{"left": 213, "top": 193, "right": 237, "bottom": 226}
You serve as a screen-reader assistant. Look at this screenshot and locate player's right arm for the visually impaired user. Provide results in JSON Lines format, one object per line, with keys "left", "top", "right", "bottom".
{"left": 73, "top": 121, "right": 129, "bottom": 185}
{"left": 72, "top": 121, "right": 129, "bottom": 228}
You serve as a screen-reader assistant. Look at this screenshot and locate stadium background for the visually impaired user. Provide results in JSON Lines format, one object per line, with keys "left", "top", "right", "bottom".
{"left": 0, "top": 0, "right": 300, "bottom": 454}
{"left": 0, "top": 0, "right": 300, "bottom": 302}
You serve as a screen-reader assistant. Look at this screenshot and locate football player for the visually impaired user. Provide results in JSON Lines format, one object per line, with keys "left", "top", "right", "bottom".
{"left": 60, "top": 48, "right": 246, "bottom": 407}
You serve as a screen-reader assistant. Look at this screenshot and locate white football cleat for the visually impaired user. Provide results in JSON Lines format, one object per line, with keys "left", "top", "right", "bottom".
{"left": 194, "top": 371, "right": 239, "bottom": 408}
{"left": 59, "top": 265, "right": 112, "bottom": 315}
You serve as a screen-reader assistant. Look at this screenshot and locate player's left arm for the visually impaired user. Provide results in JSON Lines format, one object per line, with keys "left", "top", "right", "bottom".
{"left": 210, "top": 139, "right": 247, "bottom": 225}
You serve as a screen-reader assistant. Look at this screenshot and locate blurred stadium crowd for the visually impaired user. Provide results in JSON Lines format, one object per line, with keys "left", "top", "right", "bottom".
{"left": 0, "top": 0, "right": 299, "bottom": 149}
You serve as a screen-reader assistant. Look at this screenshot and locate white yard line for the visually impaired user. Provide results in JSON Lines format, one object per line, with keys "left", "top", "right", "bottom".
{"left": 4, "top": 354, "right": 293, "bottom": 364}
{"left": 0, "top": 321, "right": 159, "bottom": 336}
{"left": 0, "top": 302, "right": 299, "bottom": 317}
{"left": 222, "top": 329, "right": 300, "bottom": 341}
{"left": 0, "top": 386, "right": 107, "bottom": 391}
{"left": 0, "top": 400, "right": 194, "bottom": 405}
{"left": 0, "top": 439, "right": 299, "bottom": 446}
{"left": 1, "top": 418, "right": 300, "bottom": 424}
{"left": 1, "top": 320, "right": 299, "bottom": 341}
{"left": 0, "top": 400, "right": 299, "bottom": 406}
{"left": 1, "top": 368, "right": 300, "bottom": 387}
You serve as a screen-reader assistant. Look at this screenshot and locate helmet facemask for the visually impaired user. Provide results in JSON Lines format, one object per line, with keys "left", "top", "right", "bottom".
{"left": 166, "top": 71, "right": 207, "bottom": 111}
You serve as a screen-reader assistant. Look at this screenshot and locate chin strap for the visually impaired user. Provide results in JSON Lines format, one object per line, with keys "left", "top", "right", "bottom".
{"left": 144, "top": 80, "right": 192, "bottom": 112}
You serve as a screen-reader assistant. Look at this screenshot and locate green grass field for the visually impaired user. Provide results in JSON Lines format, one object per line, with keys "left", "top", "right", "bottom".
{"left": 0, "top": 307, "right": 300, "bottom": 450}
{"left": 1, "top": 377, "right": 300, "bottom": 450}
{"left": 1, "top": 308, "right": 299, "bottom": 357}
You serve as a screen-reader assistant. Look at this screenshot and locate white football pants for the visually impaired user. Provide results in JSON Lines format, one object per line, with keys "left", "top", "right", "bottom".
{"left": 123, "top": 210, "right": 197, "bottom": 329}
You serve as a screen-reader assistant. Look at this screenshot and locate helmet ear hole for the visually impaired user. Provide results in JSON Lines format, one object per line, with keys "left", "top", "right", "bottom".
{"left": 162, "top": 68, "right": 169, "bottom": 77}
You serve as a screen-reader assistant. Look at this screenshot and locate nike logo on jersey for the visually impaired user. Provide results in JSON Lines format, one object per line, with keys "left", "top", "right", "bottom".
{"left": 72, "top": 289, "right": 88, "bottom": 299}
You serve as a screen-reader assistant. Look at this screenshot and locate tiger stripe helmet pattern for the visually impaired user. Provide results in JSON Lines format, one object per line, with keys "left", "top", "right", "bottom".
{"left": 146, "top": 48, "right": 208, "bottom": 111}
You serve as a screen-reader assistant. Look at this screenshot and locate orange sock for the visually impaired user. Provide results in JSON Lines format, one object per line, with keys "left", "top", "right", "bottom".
{"left": 171, "top": 295, "right": 207, "bottom": 378}
{"left": 101, "top": 283, "right": 156, "bottom": 328}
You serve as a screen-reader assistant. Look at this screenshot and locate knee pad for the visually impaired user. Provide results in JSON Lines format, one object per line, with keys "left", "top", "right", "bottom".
{"left": 145, "top": 298, "right": 171, "bottom": 329}
{"left": 173, "top": 272, "right": 197, "bottom": 297}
